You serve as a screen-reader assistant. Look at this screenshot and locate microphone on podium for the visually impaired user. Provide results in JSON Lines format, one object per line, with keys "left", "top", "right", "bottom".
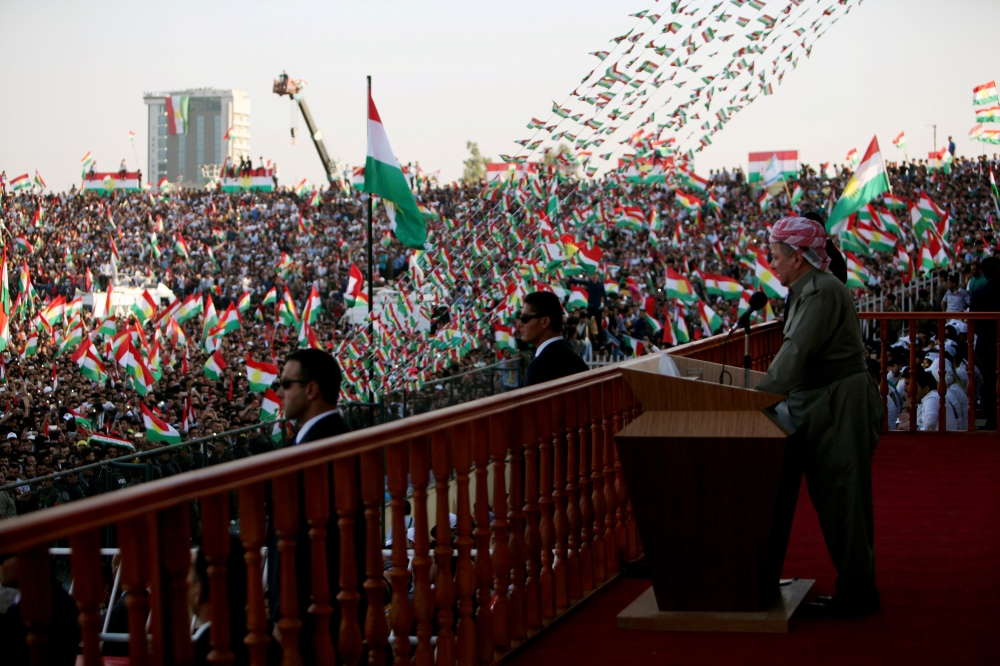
{"left": 729, "top": 291, "right": 768, "bottom": 333}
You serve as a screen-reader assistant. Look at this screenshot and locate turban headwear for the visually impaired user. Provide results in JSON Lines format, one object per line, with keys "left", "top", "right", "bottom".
{"left": 769, "top": 216, "right": 831, "bottom": 272}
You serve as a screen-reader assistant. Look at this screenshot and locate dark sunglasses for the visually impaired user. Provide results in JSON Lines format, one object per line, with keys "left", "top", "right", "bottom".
{"left": 517, "top": 313, "right": 542, "bottom": 324}
{"left": 279, "top": 378, "right": 312, "bottom": 389}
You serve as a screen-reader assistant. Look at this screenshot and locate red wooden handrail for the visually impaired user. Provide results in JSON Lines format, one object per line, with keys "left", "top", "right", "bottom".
{"left": 0, "top": 321, "right": 786, "bottom": 666}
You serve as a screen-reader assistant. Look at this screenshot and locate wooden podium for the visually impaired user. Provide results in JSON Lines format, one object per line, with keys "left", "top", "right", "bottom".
{"left": 614, "top": 355, "right": 812, "bottom": 632}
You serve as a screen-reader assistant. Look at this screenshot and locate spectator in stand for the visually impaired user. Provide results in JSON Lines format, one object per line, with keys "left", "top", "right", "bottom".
{"left": 967, "top": 260, "right": 987, "bottom": 293}
{"left": 941, "top": 273, "right": 970, "bottom": 312}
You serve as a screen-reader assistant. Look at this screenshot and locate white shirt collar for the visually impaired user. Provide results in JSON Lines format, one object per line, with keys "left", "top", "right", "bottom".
{"left": 192, "top": 621, "right": 211, "bottom": 641}
{"left": 295, "top": 408, "right": 341, "bottom": 445}
{"left": 534, "top": 336, "right": 563, "bottom": 357}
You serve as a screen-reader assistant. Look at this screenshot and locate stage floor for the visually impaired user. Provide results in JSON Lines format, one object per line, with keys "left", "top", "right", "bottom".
{"left": 505, "top": 432, "right": 1000, "bottom": 666}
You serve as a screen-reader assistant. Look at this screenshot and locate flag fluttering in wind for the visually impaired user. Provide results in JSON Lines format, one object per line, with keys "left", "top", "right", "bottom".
{"left": 892, "top": 132, "right": 906, "bottom": 149}
{"left": 363, "top": 91, "right": 428, "bottom": 249}
{"left": 827, "top": 137, "right": 890, "bottom": 236}
{"left": 973, "top": 81, "right": 999, "bottom": 106}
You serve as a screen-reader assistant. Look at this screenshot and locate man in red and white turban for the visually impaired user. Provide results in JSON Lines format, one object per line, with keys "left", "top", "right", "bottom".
{"left": 755, "top": 215, "right": 883, "bottom": 618}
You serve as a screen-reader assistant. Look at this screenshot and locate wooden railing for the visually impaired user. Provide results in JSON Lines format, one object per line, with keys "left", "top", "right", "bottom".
{"left": 859, "top": 311, "right": 1000, "bottom": 433}
{"left": 0, "top": 322, "right": 783, "bottom": 666}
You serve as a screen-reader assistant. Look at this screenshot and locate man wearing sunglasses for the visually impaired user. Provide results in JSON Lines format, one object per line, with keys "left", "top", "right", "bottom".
{"left": 269, "top": 347, "right": 366, "bottom": 663}
{"left": 277, "top": 348, "right": 350, "bottom": 445}
{"left": 518, "top": 291, "right": 590, "bottom": 387}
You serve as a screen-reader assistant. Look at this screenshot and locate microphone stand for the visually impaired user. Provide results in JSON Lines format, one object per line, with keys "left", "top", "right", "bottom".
{"left": 743, "top": 320, "right": 752, "bottom": 389}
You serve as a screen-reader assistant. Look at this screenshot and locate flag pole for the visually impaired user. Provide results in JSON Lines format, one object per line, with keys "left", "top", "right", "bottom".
{"left": 366, "top": 75, "right": 375, "bottom": 404}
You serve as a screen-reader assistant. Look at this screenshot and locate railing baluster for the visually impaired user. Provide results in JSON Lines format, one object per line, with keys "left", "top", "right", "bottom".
{"left": 118, "top": 515, "right": 151, "bottom": 666}
{"left": 938, "top": 319, "right": 946, "bottom": 433}
{"left": 431, "top": 429, "right": 456, "bottom": 664}
{"left": 69, "top": 529, "right": 102, "bottom": 666}
{"left": 563, "top": 392, "right": 582, "bottom": 602}
{"left": 909, "top": 320, "right": 918, "bottom": 432}
{"left": 361, "top": 450, "right": 390, "bottom": 666}
{"left": 880, "top": 320, "right": 889, "bottom": 431}
{"left": 386, "top": 443, "right": 413, "bottom": 666}
{"left": 472, "top": 419, "right": 494, "bottom": 663}
{"left": 410, "top": 437, "right": 434, "bottom": 666}
{"left": 622, "top": 380, "right": 639, "bottom": 561}
{"left": 589, "top": 383, "right": 606, "bottom": 585}
{"left": 201, "top": 492, "right": 235, "bottom": 666}
{"left": 612, "top": 377, "right": 628, "bottom": 563}
{"left": 452, "top": 422, "right": 476, "bottom": 666}
{"left": 602, "top": 380, "right": 619, "bottom": 575}
{"left": 334, "top": 457, "right": 363, "bottom": 666}
{"left": 537, "top": 399, "right": 556, "bottom": 619}
{"left": 507, "top": 408, "right": 528, "bottom": 641}
{"left": 302, "top": 465, "right": 334, "bottom": 665}
{"left": 550, "top": 395, "right": 569, "bottom": 612}
{"left": 521, "top": 406, "right": 542, "bottom": 629}
{"left": 272, "top": 473, "right": 303, "bottom": 664}
{"left": 577, "top": 387, "right": 594, "bottom": 594}
{"left": 968, "top": 320, "right": 976, "bottom": 432}
{"left": 158, "top": 503, "right": 194, "bottom": 666}
{"left": 490, "top": 414, "right": 511, "bottom": 651}
{"left": 18, "top": 546, "right": 53, "bottom": 666}
{"left": 237, "top": 483, "right": 270, "bottom": 666}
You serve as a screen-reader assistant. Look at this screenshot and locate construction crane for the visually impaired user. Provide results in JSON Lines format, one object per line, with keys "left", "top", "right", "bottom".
{"left": 273, "top": 71, "right": 345, "bottom": 186}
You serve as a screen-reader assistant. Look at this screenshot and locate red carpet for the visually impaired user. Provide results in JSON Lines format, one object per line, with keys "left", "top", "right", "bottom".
{"left": 506, "top": 433, "right": 1000, "bottom": 666}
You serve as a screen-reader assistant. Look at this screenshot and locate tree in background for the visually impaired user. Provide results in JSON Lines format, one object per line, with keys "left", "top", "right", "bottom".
{"left": 463, "top": 142, "right": 491, "bottom": 183}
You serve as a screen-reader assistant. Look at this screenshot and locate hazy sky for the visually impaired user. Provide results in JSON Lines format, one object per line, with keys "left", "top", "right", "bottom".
{"left": 2, "top": 0, "right": 998, "bottom": 192}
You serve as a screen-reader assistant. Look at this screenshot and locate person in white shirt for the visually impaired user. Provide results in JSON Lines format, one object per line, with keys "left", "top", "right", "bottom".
{"left": 915, "top": 370, "right": 961, "bottom": 431}
{"left": 928, "top": 356, "right": 969, "bottom": 428}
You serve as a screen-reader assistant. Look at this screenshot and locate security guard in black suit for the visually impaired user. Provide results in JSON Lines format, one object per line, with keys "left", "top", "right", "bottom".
{"left": 518, "top": 291, "right": 590, "bottom": 387}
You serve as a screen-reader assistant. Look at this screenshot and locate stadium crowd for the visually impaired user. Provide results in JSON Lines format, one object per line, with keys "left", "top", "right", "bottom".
{"left": 0, "top": 150, "right": 999, "bottom": 516}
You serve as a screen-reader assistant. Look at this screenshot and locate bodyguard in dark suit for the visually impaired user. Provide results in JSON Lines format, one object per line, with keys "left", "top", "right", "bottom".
{"left": 518, "top": 291, "right": 591, "bottom": 387}
{"left": 268, "top": 348, "right": 368, "bottom": 663}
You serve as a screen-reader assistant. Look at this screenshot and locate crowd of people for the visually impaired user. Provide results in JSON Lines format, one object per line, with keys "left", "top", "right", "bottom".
{"left": 0, "top": 150, "right": 998, "bottom": 517}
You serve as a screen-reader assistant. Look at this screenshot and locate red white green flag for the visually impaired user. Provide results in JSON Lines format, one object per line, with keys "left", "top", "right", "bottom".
{"left": 141, "top": 402, "right": 182, "bottom": 444}
{"left": 260, "top": 388, "right": 282, "bottom": 422}
{"left": 364, "top": 92, "right": 427, "bottom": 249}
{"left": 827, "top": 137, "right": 890, "bottom": 236}
{"left": 204, "top": 350, "right": 226, "bottom": 380}
{"left": 246, "top": 357, "right": 279, "bottom": 392}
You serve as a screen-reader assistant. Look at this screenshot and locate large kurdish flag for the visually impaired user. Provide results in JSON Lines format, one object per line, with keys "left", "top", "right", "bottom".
{"left": 826, "top": 136, "right": 890, "bottom": 236}
{"left": 246, "top": 357, "right": 279, "bottom": 392}
{"left": 363, "top": 92, "right": 427, "bottom": 249}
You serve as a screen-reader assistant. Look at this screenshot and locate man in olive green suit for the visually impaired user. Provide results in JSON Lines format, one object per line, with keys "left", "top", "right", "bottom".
{"left": 756, "top": 216, "right": 883, "bottom": 618}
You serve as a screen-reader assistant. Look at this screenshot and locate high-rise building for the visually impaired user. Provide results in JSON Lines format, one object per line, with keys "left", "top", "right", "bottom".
{"left": 142, "top": 88, "right": 250, "bottom": 188}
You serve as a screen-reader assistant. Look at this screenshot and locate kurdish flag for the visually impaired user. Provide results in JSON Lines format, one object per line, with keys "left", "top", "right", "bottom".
{"left": 665, "top": 267, "right": 697, "bottom": 303}
{"left": 714, "top": 274, "right": 745, "bottom": 299}
{"left": 345, "top": 263, "right": 364, "bottom": 306}
{"left": 262, "top": 287, "right": 278, "bottom": 307}
{"left": 567, "top": 286, "right": 589, "bottom": 310}
{"left": 975, "top": 105, "right": 1000, "bottom": 123}
{"left": 204, "top": 350, "right": 226, "bottom": 380}
{"left": 576, "top": 246, "right": 602, "bottom": 274}
{"left": 246, "top": 357, "right": 279, "bottom": 393}
{"left": 363, "top": 92, "right": 427, "bottom": 249}
{"left": 696, "top": 299, "right": 723, "bottom": 336}
{"left": 754, "top": 249, "right": 788, "bottom": 299}
{"left": 973, "top": 81, "right": 999, "bottom": 106}
{"left": 827, "top": 137, "right": 890, "bottom": 236}
{"left": 131, "top": 289, "right": 157, "bottom": 322}
{"left": 175, "top": 293, "right": 203, "bottom": 323}
{"left": 260, "top": 388, "right": 282, "bottom": 422}
{"left": 892, "top": 132, "right": 906, "bottom": 149}
{"left": 495, "top": 324, "right": 516, "bottom": 351}
{"left": 141, "top": 403, "right": 182, "bottom": 444}
{"left": 72, "top": 343, "right": 108, "bottom": 383}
